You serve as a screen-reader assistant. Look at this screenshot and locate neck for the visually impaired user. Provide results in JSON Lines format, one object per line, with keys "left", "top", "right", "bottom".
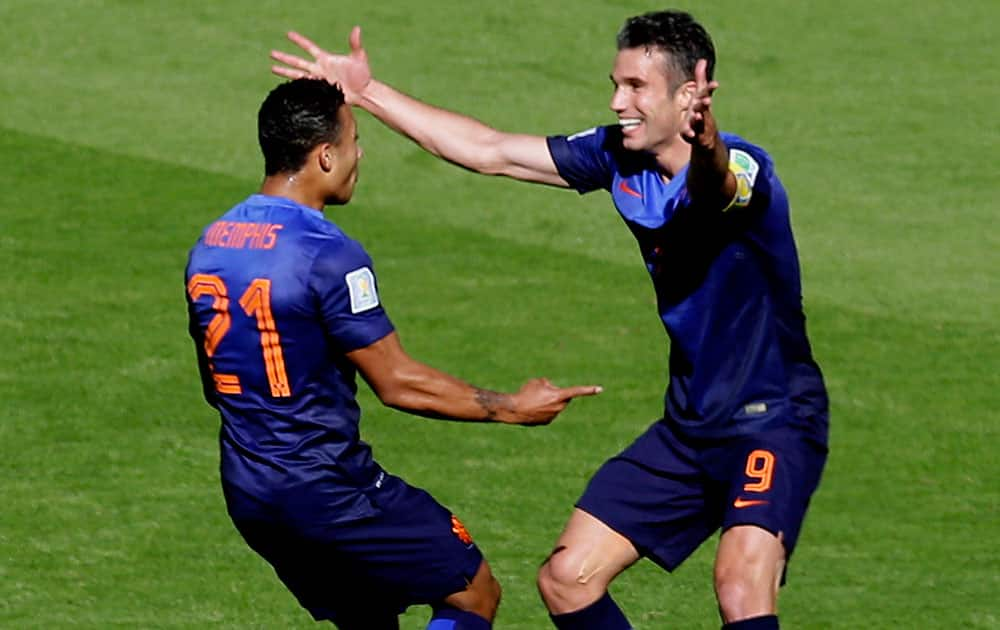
{"left": 653, "top": 136, "right": 693, "bottom": 180}
{"left": 259, "top": 173, "right": 325, "bottom": 211}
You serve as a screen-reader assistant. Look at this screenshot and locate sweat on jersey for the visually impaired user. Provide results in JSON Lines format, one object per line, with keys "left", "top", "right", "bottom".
{"left": 185, "top": 194, "right": 394, "bottom": 524}
{"left": 547, "top": 126, "right": 828, "bottom": 442}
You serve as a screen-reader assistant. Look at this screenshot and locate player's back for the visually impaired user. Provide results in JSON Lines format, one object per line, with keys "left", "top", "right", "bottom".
{"left": 185, "top": 194, "right": 394, "bottom": 521}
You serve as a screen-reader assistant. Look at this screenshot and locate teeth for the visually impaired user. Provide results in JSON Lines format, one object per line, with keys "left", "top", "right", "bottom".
{"left": 619, "top": 118, "right": 641, "bottom": 128}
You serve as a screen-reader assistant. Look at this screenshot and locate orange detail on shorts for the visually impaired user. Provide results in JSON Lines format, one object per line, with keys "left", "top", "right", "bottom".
{"left": 732, "top": 497, "right": 769, "bottom": 509}
{"left": 239, "top": 279, "right": 291, "bottom": 398}
{"left": 743, "top": 449, "right": 776, "bottom": 492}
{"left": 451, "top": 515, "right": 474, "bottom": 545}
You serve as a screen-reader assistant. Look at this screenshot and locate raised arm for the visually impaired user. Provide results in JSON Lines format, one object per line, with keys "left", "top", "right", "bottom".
{"left": 682, "top": 59, "right": 738, "bottom": 210}
{"left": 271, "top": 28, "right": 569, "bottom": 186}
{"left": 347, "top": 332, "right": 601, "bottom": 425}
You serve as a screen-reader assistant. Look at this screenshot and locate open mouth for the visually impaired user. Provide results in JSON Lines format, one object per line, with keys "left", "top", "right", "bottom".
{"left": 619, "top": 118, "right": 642, "bottom": 131}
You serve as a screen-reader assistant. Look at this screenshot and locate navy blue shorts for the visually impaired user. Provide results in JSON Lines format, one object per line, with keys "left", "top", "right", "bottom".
{"left": 577, "top": 418, "right": 827, "bottom": 574}
{"left": 223, "top": 474, "right": 484, "bottom": 625}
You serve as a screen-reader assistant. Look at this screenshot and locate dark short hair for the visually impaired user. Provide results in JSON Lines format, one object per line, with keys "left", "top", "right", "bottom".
{"left": 258, "top": 79, "right": 346, "bottom": 175}
{"left": 616, "top": 10, "right": 715, "bottom": 93}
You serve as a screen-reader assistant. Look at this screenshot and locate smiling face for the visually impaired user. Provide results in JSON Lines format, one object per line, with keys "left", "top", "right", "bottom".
{"left": 609, "top": 46, "right": 690, "bottom": 155}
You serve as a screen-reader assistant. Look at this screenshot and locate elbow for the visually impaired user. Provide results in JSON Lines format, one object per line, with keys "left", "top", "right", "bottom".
{"left": 457, "top": 131, "right": 509, "bottom": 176}
{"left": 370, "top": 367, "right": 425, "bottom": 412}
{"left": 445, "top": 152, "right": 505, "bottom": 177}
{"left": 372, "top": 379, "right": 407, "bottom": 409}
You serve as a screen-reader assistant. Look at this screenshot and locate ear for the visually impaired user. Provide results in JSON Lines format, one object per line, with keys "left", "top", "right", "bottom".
{"left": 678, "top": 81, "right": 696, "bottom": 108}
{"left": 318, "top": 143, "right": 334, "bottom": 172}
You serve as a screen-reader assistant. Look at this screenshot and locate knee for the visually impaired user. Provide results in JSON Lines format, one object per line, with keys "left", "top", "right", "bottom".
{"left": 714, "top": 566, "right": 775, "bottom": 621}
{"left": 484, "top": 573, "right": 502, "bottom": 610}
{"left": 537, "top": 549, "right": 602, "bottom": 613}
{"left": 714, "top": 526, "right": 783, "bottom": 621}
{"left": 462, "top": 568, "right": 502, "bottom": 620}
{"left": 466, "top": 571, "right": 502, "bottom": 620}
{"left": 714, "top": 568, "right": 752, "bottom": 618}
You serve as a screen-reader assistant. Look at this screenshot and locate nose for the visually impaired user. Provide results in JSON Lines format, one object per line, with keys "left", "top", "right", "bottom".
{"left": 609, "top": 86, "right": 627, "bottom": 113}
{"left": 357, "top": 145, "right": 364, "bottom": 159}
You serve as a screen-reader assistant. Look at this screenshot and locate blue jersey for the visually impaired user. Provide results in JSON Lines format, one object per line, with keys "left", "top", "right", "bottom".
{"left": 185, "top": 194, "right": 395, "bottom": 523}
{"left": 548, "top": 126, "right": 828, "bottom": 442}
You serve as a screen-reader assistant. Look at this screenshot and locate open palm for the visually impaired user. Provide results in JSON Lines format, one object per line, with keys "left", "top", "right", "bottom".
{"left": 681, "top": 58, "right": 720, "bottom": 145}
{"left": 271, "top": 27, "right": 372, "bottom": 105}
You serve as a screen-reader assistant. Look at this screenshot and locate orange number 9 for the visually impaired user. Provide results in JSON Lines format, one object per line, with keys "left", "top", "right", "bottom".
{"left": 743, "top": 449, "right": 775, "bottom": 493}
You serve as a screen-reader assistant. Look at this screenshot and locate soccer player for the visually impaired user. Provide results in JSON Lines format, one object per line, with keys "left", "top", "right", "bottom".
{"left": 270, "top": 9, "right": 829, "bottom": 630}
{"left": 185, "top": 78, "right": 602, "bottom": 630}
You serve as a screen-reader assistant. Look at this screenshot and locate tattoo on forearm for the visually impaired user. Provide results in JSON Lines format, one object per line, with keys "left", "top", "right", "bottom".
{"left": 474, "top": 388, "right": 509, "bottom": 421}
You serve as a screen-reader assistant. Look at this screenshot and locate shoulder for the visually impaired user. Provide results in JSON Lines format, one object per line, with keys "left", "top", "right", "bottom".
{"left": 548, "top": 125, "right": 656, "bottom": 191}
{"left": 720, "top": 133, "right": 783, "bottom": 211}
{"left": 552, "top": 124, "right": 632, "bottom": 161}
{"left": 309, "top": 227, "right": 375, "bottom": 283}
{"left": 721, "top": 133, "right": 774, "bottom": 171}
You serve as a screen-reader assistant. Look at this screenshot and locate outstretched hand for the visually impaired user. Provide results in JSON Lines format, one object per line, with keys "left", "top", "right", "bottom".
{"left": 681, "top": 59, "right": 720, "bottom": 146}
{"left": 270, "top": 27, "right": 372, "bottom": 105}
{"left": 507, "top": 378, "right": 602, "bottom": 426}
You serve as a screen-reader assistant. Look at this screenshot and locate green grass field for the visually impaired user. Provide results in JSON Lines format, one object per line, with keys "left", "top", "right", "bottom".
{"left": 2, "top": 1, "right": 997, "bottom": 628}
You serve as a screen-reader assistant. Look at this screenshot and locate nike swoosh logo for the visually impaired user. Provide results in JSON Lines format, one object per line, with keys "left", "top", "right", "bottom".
{"left": 733, "top": 497, "right": 769, "bottom": 509}
{"left": 619, "top": 179, "right": 642, "bottom": 199}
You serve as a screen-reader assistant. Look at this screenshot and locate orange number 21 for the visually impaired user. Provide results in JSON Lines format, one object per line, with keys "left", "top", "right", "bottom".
{"left": 187, "top": 274, "right": 291, "bottom": 398}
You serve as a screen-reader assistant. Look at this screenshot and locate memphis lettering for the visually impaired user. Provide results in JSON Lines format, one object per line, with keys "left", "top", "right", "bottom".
{"left": 204, "top": 221, "right": 284, "bottom": 249}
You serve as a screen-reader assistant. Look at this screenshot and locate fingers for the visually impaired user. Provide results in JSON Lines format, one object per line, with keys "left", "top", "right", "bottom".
{"left": 287, "top": 31, "right": 323, "bottom": 58}
{"left": 691, "top": 59, "right": 718, "bottom": 100}
{"left": 271, "top": 65, "right": 308, "bottom": 80}
{"left": 559, "top": 385, "right": 603, "bottom": 399}
{"left": 695, "top": 58, "right": 708, "bottom": 87}
{"left": 270, "top": 50, "right": 313, "bottom": 72}
{"left": 349, "top": 25, "right": 363, "bottom": 52}
{"left": 525, "top": 379, "right": 601, "bottom": 398}
{"left": 270, "top": 49, "right": 317, "bottom": 81}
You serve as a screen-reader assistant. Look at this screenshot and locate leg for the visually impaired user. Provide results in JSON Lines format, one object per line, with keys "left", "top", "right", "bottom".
{"left": 429, "top": 559, "right": 501, "bottom": 627}
{"left": 538, "top": 419, "right": 720, "bottom": 628}
{"left": 714, "top": 525, "right": 785, "bottom": 624}
{"left": 537, "top": 508, "right": 640, "bottom": 614}
{"left": 710, "top": 427, "right": 828, "bottom": 627}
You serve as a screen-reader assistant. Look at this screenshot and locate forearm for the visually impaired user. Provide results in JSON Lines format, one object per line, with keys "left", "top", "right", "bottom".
{"left": 357, "top": 80, "right": 504, "bottom": 174}
{"left": 380, "top": 360, "right": 522, "bottom": 423}
{"left": 686, "top": 111, "right": 736, "bottom": 210}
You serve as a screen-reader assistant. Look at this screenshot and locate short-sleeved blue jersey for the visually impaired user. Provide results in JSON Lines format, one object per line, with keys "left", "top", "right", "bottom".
{"left": 185, "top": 194, "right": 395, "bottom": 523}
{"left": 548, "top": 126, "right": 828, "bottom": 442}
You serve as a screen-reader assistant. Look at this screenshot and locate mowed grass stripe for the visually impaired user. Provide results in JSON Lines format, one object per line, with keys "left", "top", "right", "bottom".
{"left": 4, "top": 0, "right": 999, "bottom": 625}
{"left": 4, "top": 97, "right": 998, "bottom": 628}
{"left": 2, "top": 0, "right": 996, "bottom": 328}
{"left": 0, "top": 125, "right": 656, "bottom": 628}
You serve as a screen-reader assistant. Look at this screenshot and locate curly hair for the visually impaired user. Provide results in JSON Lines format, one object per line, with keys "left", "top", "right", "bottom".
{"left": 616, "top": 10, "right": 716, "bottom": 93}
{"left": 258, "top": 79, "right": 346, "bottom": 175}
